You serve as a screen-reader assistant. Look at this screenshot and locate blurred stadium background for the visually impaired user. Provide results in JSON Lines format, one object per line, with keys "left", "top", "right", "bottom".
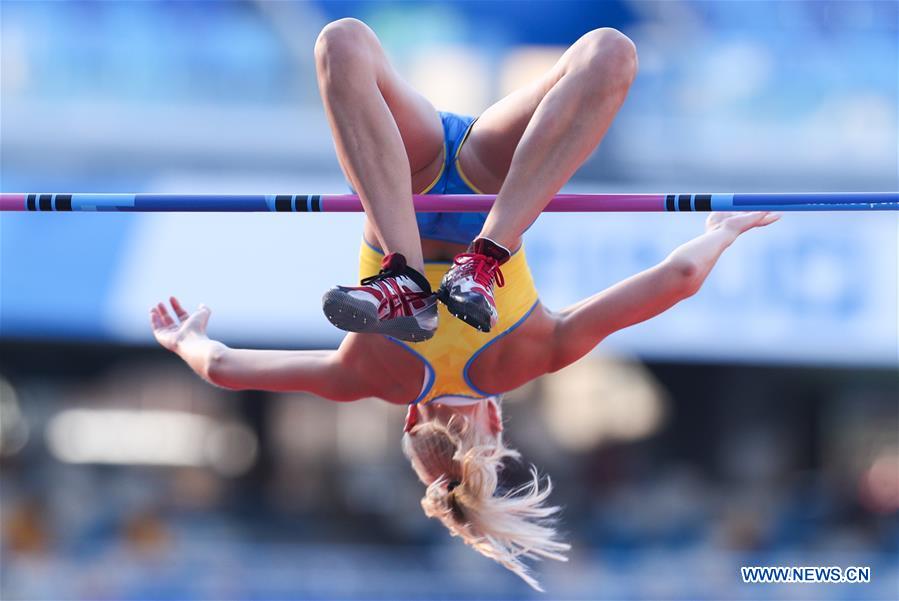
{"left": 1, "top": 1, "right": 897, "bottom": 599}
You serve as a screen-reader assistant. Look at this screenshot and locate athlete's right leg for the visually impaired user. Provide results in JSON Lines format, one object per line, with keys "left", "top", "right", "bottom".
{"left": 316, "top": 19, "right": 442, "bottom": 341}
{"left": 315, "top": 17, "right": 443, "bottom": 273}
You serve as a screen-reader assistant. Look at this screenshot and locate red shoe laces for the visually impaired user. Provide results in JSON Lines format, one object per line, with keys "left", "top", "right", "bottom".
{"left": 452, "top": 253, "right": 505, "bottom": 288}
{"left": 360, "top": 270, "right": 430, "bottom": 318}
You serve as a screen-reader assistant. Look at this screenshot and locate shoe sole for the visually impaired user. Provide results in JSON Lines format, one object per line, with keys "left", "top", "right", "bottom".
{"left": 322, "top": 289, "right": 435, "bottom": 342}
{"left": 436, "top": 286, "right": 494, "bottom": 333}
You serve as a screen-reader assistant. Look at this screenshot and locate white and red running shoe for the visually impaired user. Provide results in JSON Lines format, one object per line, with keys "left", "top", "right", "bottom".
{"left": 437, "top": 238, "right": 510, "bottom": 332}
{"left": 322, "top": 252, "right": 437, "bottom": 342}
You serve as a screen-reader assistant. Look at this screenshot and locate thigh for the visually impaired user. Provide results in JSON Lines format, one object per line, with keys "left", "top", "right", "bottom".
{"left": 458, "top": 51, "right": 571, "bottom": 192}
{"left": 317, "top": 19, "right": 445, "bottom": 186}
{"left": 378, "top": 66, "right": 446, "bottom": 185}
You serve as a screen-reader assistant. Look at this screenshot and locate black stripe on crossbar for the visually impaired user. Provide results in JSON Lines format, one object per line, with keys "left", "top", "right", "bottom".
{"left": 665, "top": 194, "right": 675, "bottom": 212}
{"left": 677, "top": 194, "right": 691, "bottom": 212}
{"left": 39, "top": 194, "right": 52, "bottom": 211}
{"left": 275, "top": 195, "right": 292, "bottom": 212}
{"left": 695, "top": 194, "right": 711, "bottom": 211}
{"left": 296, "top": 195, "right": 308, "bottom": 212}
{"left": 27, "top": 194, "right": 36, "bottom": 211}
{"left": 56, "top": 194, "right": 72, "bottom": 211}
{"left": 311, "top": 195, "right": 321, "bottom": 212}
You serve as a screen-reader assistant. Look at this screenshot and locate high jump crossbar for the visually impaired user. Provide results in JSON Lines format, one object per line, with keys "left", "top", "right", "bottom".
{"left": 1, "top": 192, "right": 897, "bottom": 213}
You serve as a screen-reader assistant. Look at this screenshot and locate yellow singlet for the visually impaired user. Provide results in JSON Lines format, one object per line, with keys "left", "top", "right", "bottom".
{"left": 359, "top": 241, "right": 539, "bottom": 405}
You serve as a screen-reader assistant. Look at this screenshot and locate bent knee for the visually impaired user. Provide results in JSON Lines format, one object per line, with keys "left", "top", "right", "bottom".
{"left": 314, "top": 18, "right": 378, "bottom": 74}
{"left": 572, "top": 28, "right": 638, "bottom": 85}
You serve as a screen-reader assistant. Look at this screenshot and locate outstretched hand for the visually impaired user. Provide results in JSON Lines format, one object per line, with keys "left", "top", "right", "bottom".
{"left": 149, "top": 296, "right": 212, "bottom": 352}
{"left": 705, "top": 211, "right": 780, "bottom": 235}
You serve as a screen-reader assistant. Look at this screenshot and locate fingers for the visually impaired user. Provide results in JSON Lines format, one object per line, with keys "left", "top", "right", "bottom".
{"left": 170, "top": 296, "right": 190, "bottom": 322}
{"left": 149, "top": 307, "right": 164, "bottom": 330}
{"left": 760, "top": 212, "right": 781, "bottom": 226}
{"left": 150, "top": 297, "right": 212, "bottom": 336}
{"left": 737, "top": 211, "right": 781, "bottom": 233}
{"left": 194, "top": 303, "right": 212, "bottom": 330}
{"left": 738, "top": 212, "right": 764, "bottom": 227}
{"left": 711, "top": 211, "right": 780, "bottom": 235}
{"left": 740, "top": 211, "right": 774, "bottom": 226}
{"left": 156, "top": 302, "right": 176, "bottom": 327}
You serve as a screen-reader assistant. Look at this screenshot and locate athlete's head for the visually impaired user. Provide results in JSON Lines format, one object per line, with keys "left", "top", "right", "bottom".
{"left": 401, "top": 397, "right": 570, "bottom": 591}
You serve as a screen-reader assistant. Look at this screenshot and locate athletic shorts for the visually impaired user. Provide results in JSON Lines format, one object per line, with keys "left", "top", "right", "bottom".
{"left": 413, "top": 111, "right": 487, "bottom": 246}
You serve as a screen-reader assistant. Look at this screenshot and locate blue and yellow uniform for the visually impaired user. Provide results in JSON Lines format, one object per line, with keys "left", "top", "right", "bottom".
{"left": 360, "top": 241, "right": 538, "bottom": 405}
{"left": 413, "top": 112, "right": 489, "bottom": 245}
{"left": 359, "top": 111, "right": 539, "bottom": 406}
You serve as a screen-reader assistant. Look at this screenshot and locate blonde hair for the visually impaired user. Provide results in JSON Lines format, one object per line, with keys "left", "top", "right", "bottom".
{"left": 401, "top": 406, "right": 569, "bottom": 591}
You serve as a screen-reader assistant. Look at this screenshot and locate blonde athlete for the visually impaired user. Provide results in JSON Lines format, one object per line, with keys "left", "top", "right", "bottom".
{"left": 150, "top": 19, "right": 779, "bottom": 591}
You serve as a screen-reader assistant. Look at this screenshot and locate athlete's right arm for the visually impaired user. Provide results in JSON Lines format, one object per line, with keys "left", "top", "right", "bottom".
{"left": 149, "top": 297, "right": 364, "bottom": 401}
{"left": 547, "top": 212, "right": 780, "bottom": 372}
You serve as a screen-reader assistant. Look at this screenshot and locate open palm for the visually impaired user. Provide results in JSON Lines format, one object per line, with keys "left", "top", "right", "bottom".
{"left": 706, "top": 211, "right": 780, "bottom": 235}
{"left": 149, "top": 296, "right": 211, "bottom": 352}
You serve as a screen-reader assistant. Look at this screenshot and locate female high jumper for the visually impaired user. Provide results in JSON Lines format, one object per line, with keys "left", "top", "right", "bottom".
{"left": 150, "top": 19, "right": 778, "bottom": 590}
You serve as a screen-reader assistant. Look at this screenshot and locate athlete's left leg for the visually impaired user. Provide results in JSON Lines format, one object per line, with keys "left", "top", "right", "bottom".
{"left": 465, "top": 28, "right": 638, "bottom": 248}
{"left": 438, "top": 28, "right": 637, "bottom": 332}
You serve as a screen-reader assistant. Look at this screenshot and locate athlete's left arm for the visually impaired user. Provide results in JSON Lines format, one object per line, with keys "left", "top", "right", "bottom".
{"left": 548, "top": 211, "right": 779, "bottom": 372}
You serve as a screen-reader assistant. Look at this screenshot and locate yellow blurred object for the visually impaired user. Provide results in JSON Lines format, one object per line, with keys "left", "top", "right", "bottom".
{"left": 4, "top": 500, "right": 49, "bottom": 554}
{"left": 123, "top": 510, "right": 170, "bottom": 554}
{"left": 540, "top": 355, "right": 668, "bottom": 452}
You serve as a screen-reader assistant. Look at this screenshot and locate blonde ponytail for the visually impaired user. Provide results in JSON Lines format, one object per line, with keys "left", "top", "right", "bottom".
{"left": 402, "top": 411, "right": 569, "bottom": 591}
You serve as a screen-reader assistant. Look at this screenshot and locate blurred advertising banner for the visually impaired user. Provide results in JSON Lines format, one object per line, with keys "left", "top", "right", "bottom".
{"left": 526, "top": 211, "right": 897, "bottom": 366}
